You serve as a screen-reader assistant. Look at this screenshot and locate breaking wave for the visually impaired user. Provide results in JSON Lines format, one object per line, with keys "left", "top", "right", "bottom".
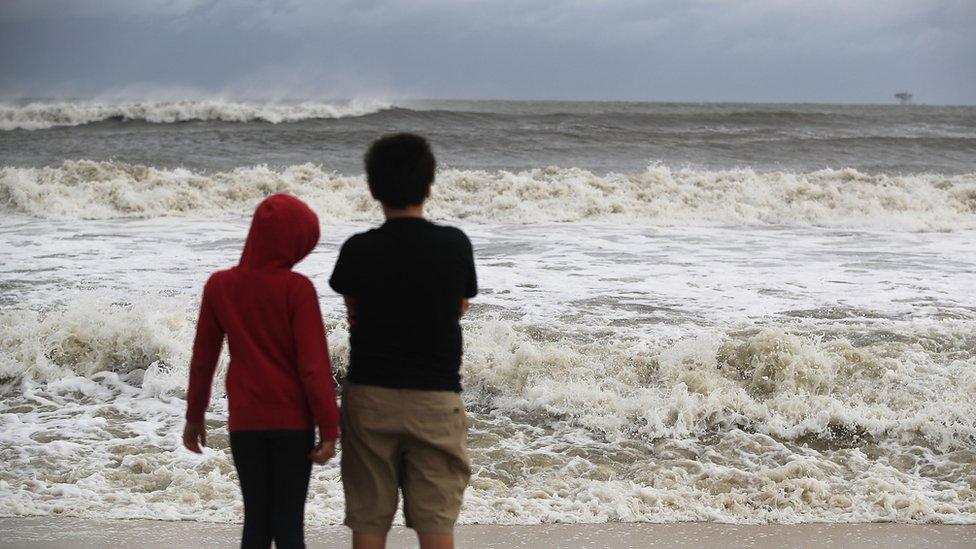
{"left": 3, "top": 297, "right": 974, "bottom": 450}
{"left": 0, "top": 99, "right": 392, "bottom": 130}
{"left": 1, "top": 160, "right": 975, "bottom": 230}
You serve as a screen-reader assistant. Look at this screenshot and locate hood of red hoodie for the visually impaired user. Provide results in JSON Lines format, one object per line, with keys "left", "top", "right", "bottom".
{"left": 239, "top": 194, "right": 320, "bottom": 269}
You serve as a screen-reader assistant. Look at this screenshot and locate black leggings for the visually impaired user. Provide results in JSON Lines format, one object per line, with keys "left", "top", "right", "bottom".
{"left": 229, "top": 429, "right": 315, "bottom": 549}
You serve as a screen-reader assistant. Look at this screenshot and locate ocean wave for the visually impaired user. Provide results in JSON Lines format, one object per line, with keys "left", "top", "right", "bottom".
{"left": 3, "top": 298, "right": 974, "bottom": 450}
{"left": 2, "top": 297, "right": 975, "bottom": 523}
{"left": 465, "top": 319, "right": 976, "bottom": 451}
{"left": 2, "top": 160, "right": 975, "bottom": 230}
{"left": 0, "top": 99, "right": 392, "bottom": 130}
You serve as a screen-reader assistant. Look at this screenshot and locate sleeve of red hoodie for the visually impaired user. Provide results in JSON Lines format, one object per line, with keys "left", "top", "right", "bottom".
{"left": 185, "top": 274, "right": 225, "bottom": 423}
{"left": 291, "top": 275, "right": 340, "bottom": 440}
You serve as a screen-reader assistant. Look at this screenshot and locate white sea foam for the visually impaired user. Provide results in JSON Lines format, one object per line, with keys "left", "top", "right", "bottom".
{"left": 0, "top": 296, "right": 193, "bottom": 386}
{"left": 462, "top": 318, "right": 976, "bottom": 449}
{"left": 2, "top": 160, "right": 974, "bottom": 230}
{"left": 0, "top": 99, "right": 391, "bottom": 130}
{"left": 1, "top": 297, "right": 974, "bottom": 524}
{"left": 0, "top": 296, "right": 348, "bottom": 394}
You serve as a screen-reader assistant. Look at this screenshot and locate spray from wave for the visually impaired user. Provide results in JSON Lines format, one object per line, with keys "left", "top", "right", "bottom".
{"left": 1, "top": 160, "right": 974, "bottom": 230}
{"left": 0, "top": 99, "right": 392, "bottom": 130}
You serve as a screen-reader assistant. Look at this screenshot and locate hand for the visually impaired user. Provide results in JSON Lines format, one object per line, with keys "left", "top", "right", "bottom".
{"left": 309, "top": 438, "right": 337, "bottom": 465}
{"left": 183, "top": 421, "right": 207, "bottom": 454}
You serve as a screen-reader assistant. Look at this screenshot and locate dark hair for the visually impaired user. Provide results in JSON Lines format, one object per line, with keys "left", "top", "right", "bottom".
{"left": 364, "top": 133, "right": 436, "bottom": 209}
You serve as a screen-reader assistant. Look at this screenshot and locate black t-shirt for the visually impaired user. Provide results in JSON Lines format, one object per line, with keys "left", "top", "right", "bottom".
{"left": 329, "top": 217, "right": 477, "bottom": 392}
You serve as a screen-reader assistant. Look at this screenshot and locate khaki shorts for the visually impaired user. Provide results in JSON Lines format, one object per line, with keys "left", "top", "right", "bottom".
{"left": 341, "top": 383, "right": 471, "bottom": 534}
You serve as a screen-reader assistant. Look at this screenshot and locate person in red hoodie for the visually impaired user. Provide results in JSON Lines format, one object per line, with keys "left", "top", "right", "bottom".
{"left": 182, "top": 193, "right": 340, "bottom": 549}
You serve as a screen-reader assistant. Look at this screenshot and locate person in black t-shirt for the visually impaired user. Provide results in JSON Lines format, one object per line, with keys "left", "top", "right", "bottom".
{"left": 329, "top": 133, "right": 476, "bottom": 549}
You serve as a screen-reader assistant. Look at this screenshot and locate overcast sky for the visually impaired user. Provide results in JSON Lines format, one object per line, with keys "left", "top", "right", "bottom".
{"left": 1, "top": 0, "right": 974, "bottom": 104}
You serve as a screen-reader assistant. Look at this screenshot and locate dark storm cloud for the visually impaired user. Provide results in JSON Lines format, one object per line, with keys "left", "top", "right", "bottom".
{"left": 1, "top": 0, "right": 973, "bottom": 103}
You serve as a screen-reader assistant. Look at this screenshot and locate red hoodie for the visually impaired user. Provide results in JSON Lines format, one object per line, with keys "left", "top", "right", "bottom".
{"left": 185, "top": 193, "right": 339, "bottom": 439}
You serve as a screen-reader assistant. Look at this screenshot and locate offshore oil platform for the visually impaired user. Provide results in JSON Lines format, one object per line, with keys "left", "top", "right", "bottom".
{"left": 895, "top": 92, "right": 913, "bottom": 105}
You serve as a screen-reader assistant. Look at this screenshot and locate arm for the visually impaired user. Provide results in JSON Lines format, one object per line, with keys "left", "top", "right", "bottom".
{"left": 331, "top": 240, "right": 360, "bottom": 329}
{"left": 292, "top": 277, "right": 340, "bottom": 464}
{"left": 184, "top": 276, "right": 224, "bottom": 453}
{"left": 461, "top": 231, "right": 477, "bottom": 316}
{"left": 343, "top": 295, "right": 358, "bottom": 328}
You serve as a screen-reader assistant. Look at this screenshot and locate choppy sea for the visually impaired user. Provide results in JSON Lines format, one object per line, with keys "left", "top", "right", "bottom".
{"left": 1, "top": 99, "right": 975, "bottom": 524}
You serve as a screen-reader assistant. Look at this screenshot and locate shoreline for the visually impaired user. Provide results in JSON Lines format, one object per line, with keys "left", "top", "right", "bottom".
{"left": 2, "top": 517, "right": 975, "bottom": 549}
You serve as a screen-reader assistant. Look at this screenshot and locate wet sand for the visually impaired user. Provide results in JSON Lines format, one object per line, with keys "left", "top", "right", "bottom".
{"left": 1, "top": 517, "right": 974, "bottom": 549}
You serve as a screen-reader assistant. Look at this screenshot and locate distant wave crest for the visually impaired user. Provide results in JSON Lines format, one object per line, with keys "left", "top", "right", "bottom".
{"left": 0, "top": 99, "right": 392, "bottom": 130}
{"left": 2, "top": 160, "right": 974, "bottom": 230}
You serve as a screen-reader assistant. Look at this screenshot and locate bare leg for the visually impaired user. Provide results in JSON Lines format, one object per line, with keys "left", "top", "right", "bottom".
{"left": 418, "top": 532, "right": 454, "bottom": 549}
{"left": 352, "top": 532, "right": 387, "bottom": 549}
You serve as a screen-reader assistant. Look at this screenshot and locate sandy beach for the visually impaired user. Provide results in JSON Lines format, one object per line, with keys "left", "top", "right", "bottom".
{"left": 0, "top": 518, "right": 974, "bottom": 549}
